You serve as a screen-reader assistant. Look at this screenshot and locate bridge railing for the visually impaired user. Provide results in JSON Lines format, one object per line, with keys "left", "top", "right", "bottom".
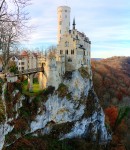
{"left": 19, "top": 67, "right": 44, "bottom": 74}
{"left": 6, "top": 67, "right": 44, "bottom": 77}
{"left": 7, "top": 67, "right": 44, "bottom": 77}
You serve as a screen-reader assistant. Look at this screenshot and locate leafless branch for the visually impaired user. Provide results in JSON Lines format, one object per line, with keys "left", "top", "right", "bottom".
{"left": 0, "top": 0, "right": 31, "bottom": 72}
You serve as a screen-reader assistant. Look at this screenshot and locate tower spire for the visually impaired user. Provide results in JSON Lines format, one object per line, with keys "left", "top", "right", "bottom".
{"left": 73, "top": 17, "right": 76, "bottom": 30}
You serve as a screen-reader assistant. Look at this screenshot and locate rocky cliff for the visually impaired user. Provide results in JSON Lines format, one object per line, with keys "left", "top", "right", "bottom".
{"left": 0, "top": 67, "right": 111, "bottom": 150}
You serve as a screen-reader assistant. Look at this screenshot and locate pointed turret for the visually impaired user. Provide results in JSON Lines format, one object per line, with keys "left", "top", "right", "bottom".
{"left": 73, "top": 17, "right": 76, "bottom": 30}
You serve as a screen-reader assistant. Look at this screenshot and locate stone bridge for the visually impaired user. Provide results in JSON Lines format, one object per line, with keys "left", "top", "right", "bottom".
{"left": 11, "top": 67, "right": 44, "bottom": 76}
{"left": 7, "top": 67, "right": 45, "bottom": 92}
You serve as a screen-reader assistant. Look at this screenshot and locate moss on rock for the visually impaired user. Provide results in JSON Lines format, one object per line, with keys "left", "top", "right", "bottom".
{"left": 49, "top": 122, "right": 74, "bottom": 139}
{"left": 78, "top": 67, "right": 90, "bottom": 79}
{"left": 57, "top": 83, "right": 72, "bottom": 99}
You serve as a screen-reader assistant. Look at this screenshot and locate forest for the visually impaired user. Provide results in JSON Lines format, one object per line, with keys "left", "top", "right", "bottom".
{"left": 92, "top": 56, "right": 130, "bottom": 150}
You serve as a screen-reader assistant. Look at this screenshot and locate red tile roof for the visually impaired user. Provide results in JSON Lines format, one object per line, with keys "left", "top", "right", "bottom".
{"left": 21, "top": 51, "right": 28, "bottom": 56}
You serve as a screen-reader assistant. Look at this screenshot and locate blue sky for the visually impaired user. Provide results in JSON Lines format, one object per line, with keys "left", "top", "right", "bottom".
{"left": 21, "top": 0, "right": 130, "bottom": 58}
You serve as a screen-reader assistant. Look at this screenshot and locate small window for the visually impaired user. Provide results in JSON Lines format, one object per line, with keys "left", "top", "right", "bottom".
{"left": 21, "top": 62, "right": 24, "bottom": 65}
{"left": 60, "top": 30, "right": 61, "bottom": 33}
{"left": 71, "top": 50, "right": 74, "bottom": 55}
{"left": 59, "top": 21, "right": 62, "bottom": 25}
{"left": 60, "top": 50, "right": 63, "bottom": 54}
{"left": 68, "top": 58, "right": 72, "bottom": 62}
{"left": 22, "top": 67, "right": 24, "bottom": 70}
{"left": 66, "top": 50, "right": 68, "bottom": 54}
{"left": 84, "top": 51, "right": 85, "bottom": 55}
{"left": 65, "top": 10, "right": 67, "bottom": 12}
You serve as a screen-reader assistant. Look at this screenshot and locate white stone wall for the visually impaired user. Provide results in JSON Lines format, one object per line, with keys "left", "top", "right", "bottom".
{"left": 57, "top": 28, "right": 91, "bottom": 72}
{"left": 18, "top": 54, "right": 38, "bottom": 71}
{"left": 28, "top": 54, "right": 37, "bottom": 69}
{"left": 46, "top": 56, "right": 61, "bottom": 89}
{"left": 18, "top": 57, "right": 28, "bottom": 71}
{"left": 57, "top": 6, "right": 71, "bottom": 44}
{"left": 57, "top": 32, "right": 77, "bottom": 71}
{"left": 38, "top": 56, "right": 46, "bottom": 68}
{"left": 38, "top": 56, "right": 62, "bottom": 90}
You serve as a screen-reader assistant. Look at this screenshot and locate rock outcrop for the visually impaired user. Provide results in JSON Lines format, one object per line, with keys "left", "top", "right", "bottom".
{"left": 0, "top": 68, "right": 111, "bottom": 150}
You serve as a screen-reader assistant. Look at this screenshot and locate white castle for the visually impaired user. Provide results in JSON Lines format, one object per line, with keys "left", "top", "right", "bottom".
{"left": 39, "top": 6, "right": 91, "bottom": 89}
{"left": 6, "top": 6, "right": 91, "bottom": 90}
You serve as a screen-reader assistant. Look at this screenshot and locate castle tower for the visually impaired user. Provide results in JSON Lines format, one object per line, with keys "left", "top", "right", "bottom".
{"left": 57, "top": 6, "right": 71, "bottom": 44}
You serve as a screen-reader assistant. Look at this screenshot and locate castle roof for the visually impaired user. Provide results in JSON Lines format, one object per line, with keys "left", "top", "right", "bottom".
{"left": 21, "top": 51, "right": 28, "bottom": 56}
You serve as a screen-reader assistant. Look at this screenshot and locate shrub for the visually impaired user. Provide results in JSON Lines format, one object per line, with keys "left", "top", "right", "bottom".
{"left": 78, "top": 67, "right": 90, "bottom": 79}
{"left": 0, "top": 100, "right": 5, "bottom": 122}
{"left": 49, "top": 122, "right": 74, "bottom": 139}
{"left": 13, "top": 118, "right": 29, "bottom": 134}
{"left": 43, "top": 86, "right": 55, "bottom": 96}
{"left": 57, "top": 83, "right": 68, "bottom": 98}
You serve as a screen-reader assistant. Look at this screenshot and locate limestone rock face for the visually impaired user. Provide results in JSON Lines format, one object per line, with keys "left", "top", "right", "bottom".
{"left": 0, "top": 69, "right": 111, "bottom": 149}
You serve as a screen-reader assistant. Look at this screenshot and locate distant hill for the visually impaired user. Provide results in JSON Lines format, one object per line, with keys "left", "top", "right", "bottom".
{"left": 92, "top": 56, "right": 130, "bottom": 107}
{"left": 91, "top": 58, "right": 103, "bottom": 61}
{"left": 91, "top": 56, "right": 130, "bottom": 149}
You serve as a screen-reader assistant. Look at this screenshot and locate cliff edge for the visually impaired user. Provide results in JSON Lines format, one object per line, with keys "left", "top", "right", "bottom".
{"left": 0, "top": 67, "right": 111, "bottom": 150}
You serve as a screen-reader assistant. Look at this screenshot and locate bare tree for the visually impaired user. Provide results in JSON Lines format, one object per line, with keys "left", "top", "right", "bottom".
{"left": 0, "top": 0, "right": 31, "bottom": 72}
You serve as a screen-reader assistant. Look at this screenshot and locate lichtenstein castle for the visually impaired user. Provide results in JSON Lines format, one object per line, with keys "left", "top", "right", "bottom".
{"left": 6, "top": 6, "right": 91, "bottom": 90}
{"left": 39, "top": 6, "right": 91, "bottom": 90}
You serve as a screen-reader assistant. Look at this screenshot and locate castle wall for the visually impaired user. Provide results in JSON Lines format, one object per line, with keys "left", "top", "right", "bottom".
{"left": 57, "top": 29, "right": 91, "bottom": 72}
{"left": 39, "top": 56, "right": 62, "bottom": 90}
{"left": 57, "top": 33, "right": 77, "bottom": 71}
{"left": 28, "top": 54, "right": 37, "bottom": 69}
{"left": 57, "top": 6, "right": 71, "bottom": 44}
